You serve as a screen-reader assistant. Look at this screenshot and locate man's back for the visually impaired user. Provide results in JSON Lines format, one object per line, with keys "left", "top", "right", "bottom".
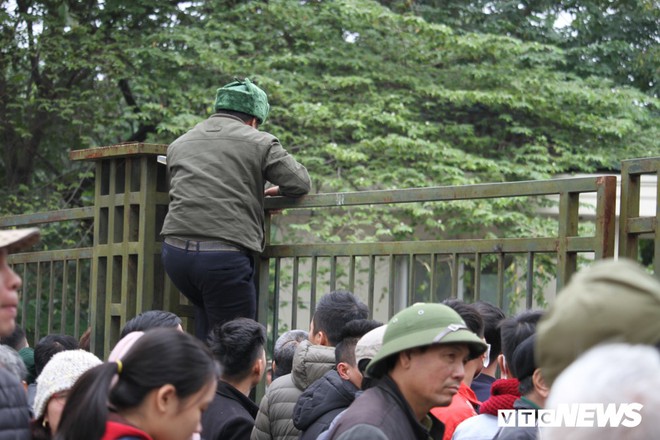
{"left": 162, "top": 114, "right": 310, "bottom": 252}
{"left": 251, "top": 341, "right": 335, "bottom": 440}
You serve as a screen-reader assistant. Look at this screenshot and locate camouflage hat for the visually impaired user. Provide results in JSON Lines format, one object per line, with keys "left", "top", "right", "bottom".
{"left": 214, "top": 78, "right": 270, "bottom": 124}
{"left": 366, "top": 303, "right": 487, "bottom": 378}
{"left": 0, "top": 228, "right": 40, "bottom": 254}
{"left": 536, "top": 258, "right": 660, "bottom": 386}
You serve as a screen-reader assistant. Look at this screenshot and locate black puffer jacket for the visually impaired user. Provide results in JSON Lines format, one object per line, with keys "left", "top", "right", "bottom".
{"left": 0, "top": 368, "right": 30, "bottom": 440}
{"left": 293, "top": 370, "right": 359, "bottom": 440}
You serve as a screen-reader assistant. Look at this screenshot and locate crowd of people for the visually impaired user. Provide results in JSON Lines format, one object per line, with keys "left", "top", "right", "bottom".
{"left": 1, "top": 80, "right": 659, "bottom": 440}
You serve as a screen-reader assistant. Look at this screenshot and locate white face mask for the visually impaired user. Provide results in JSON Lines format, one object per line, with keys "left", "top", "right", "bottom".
{"left": 482, "top": 343, "right": 492, "bottom": 369}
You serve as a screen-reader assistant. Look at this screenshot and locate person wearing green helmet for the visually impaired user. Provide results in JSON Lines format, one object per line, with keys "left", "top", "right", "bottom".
{"left": 324, "top": 303, "right": 488, "bottom": 440}
{"left": 161, "top": 78, "right": 311, "bottom": 341}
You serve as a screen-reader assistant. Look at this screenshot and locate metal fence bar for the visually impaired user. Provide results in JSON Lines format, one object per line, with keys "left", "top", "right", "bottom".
{"left": 292, "top": 257, "right": 299, "bottom": 331}
{"left": 368, "top": 256, "right": 375, "bottom": 320}
{"left": 330, "top": 256, "right": 337, "bottom": 292}
{"left": 474, "top": 253, "right": 481, "bottom": 302}
{"left": 388, "top": 255, "right": 395, "bottom": 316}
{"left": 265, "top": 177, "right": 613, "bottom": 210}
{"left": 310, "top": 257, "right": 318, "bottom": 314}
{"left": 526, "top": 252, "right": 534, "bottom": 309}
{"left": 407, "top": 254, "right": 414, "bottom": 305}
{"left": 497, "top": 254, "right": 505, "bottom": 309}
{"left": 348, "top": 256, "right": 356, "bottom": 292}
{"left": 451, "top": 253, "right": 459, "bottom": 299}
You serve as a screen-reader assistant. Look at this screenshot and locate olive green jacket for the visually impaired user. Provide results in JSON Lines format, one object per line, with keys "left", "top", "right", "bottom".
{"left": 161, "top": 114, "right": 311, "bottom": 252}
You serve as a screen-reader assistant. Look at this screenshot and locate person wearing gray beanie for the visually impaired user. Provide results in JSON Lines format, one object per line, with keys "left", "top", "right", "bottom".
{"left": 31, "top": 349, "right": 102, "bottom": 438}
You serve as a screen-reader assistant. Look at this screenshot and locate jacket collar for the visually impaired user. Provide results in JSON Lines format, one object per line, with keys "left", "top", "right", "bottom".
{"left": 380, "top": 375, "right": 445, "bottom": 440}
{"left": 216, "top": 380, "right": 259, "bottom": 418}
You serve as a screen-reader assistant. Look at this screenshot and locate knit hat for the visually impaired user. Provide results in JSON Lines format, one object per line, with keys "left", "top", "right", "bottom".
{"left": 536, "top": 258, "right": 660, "bottom": 386}
{"left": 510, "top": 334, "right": 536, "bottom": 381}
{"left": 367, "top": 303, "right": 487, "bottom": 378}
{"left": 355, "top": 324, "right": 386, "bottom": 366}
{"left": 33, "top": 349, "right": 102, "bottom": 419}
{"left": 18, "top": 347, "right": 36, "bottom": 384}
{"left": 214, "top": 78, "right": 270, "bottom": 124}
{"left": 0, "top": 228, "right": 40, "bottom": 254}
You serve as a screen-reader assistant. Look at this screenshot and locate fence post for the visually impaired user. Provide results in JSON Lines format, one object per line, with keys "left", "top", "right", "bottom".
{"left": 619, "top": 157, "right": 660, "bottom": 277}
{"left": 69, "top": 143, "right": 171, "bottom": 358}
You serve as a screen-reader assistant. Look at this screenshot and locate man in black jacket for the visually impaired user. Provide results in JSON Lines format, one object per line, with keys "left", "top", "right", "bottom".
{"left": 293, "top": 319, "right": 382, "bottom": 440}
{"left": 202, "top": 318, "right": 267, "bottom": 440}
{"left": 0, "top": 227, "right": 40, "bottom": 440}
{"left": 325, "top": 303, "right": 488, "bottom": 440}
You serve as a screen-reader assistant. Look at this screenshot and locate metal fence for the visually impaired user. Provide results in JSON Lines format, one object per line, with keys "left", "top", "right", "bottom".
{"left": 0, "top": 207, "right": 94, "bottom": 342}
{"left": 2, "top": 145, "right": 657, "bottom": 359}
{"left": 258, "top": 176, "right": 617, "bottom": 345}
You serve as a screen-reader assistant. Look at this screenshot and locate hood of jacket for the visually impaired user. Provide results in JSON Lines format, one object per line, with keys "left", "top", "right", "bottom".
{"left": 293, "top": 369, "right": 359, "bottom": 431}
{"left": 291, "top": 340, "right": 336, "bottom": 391}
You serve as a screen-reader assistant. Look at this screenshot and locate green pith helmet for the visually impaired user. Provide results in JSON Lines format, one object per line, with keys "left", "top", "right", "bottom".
{"left": 366, "top": 303, "right": 487, "bottom": 378}
{"left": 536, "top": 258, "right": 660, "bottom": 387}
{"left": 214, "top": 78, "right": 270, "bottom": 124}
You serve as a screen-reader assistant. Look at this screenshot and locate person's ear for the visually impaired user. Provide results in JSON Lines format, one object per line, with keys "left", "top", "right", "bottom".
{"left": 498, "top": 354, "right": 510, "bottom": 379}
{"left": 311, "top": 331, "right": 328, "bottom": 346}
{"left": 253, "top": 355, "right": 266, "bottom": 381}
{"left": 248, "top": 118, "right": 259, "bottom": 128}
{"left": 398, "top": 349, "right": 415, "bottom": 370}
{"left": 155, "top": 384, "right": 177, "bottom": 414}
{"left": 533, "top": 368, "right": 549, "bottom": 399}
{"left": 337, "top": 362, "right": 351, "bottom": 381}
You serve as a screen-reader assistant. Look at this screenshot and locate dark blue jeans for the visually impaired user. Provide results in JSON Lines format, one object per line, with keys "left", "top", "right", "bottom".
{"left": 161, "top": 242, "right": 256, "bottom": 340}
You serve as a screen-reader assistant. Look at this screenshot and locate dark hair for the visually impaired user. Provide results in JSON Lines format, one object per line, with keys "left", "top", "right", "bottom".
{"left": 334, "top": 319, "right": 383, "bottom": 366}
{"left": 442, "top": 299, "right": 485, "bottom": 338}
{"left": 473, "top": 301, "right": 506, "bottom": 364}
{"left": 312, "top": 290, "right": 369, "bottom": 347}
{"left": 215, "top": 109, "right": 256, "bottom": 124}
{"left": 56, "top": 329, "right": 218, "bottom": 440}
{"left": 499, "top": 310, "right": 543, "bottom": 365}
{"left": 272, "top": 329, "right": 308, "bottom": 380}
{"left": 518, "top": 375, "right": 534, "bottom": 395}
{"left": 0, "top": 324, "right": 26, "bottom": 350}
{"left": 34, "top": 334, "right": 78, "bottom": 376}
{"left": 120, "top": 310, "right": 182, "bottom": 338}
{"left": 209, "top": 318, "right": 266, "bottom": 381}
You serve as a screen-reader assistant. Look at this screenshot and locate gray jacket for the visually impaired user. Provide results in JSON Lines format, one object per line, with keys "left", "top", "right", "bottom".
{"left": 162, "top": 113, "right": 311, "bottom": 252}
{"left": 251, "top": 341, "right": 335, "bottom": 440}
{"left": 0, "top": 368, "right": 30, "bottom": 440}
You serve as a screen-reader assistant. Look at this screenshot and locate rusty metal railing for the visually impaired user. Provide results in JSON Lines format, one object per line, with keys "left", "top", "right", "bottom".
{"left": 258, "top": 176, "right": 617, "bottom": 342}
